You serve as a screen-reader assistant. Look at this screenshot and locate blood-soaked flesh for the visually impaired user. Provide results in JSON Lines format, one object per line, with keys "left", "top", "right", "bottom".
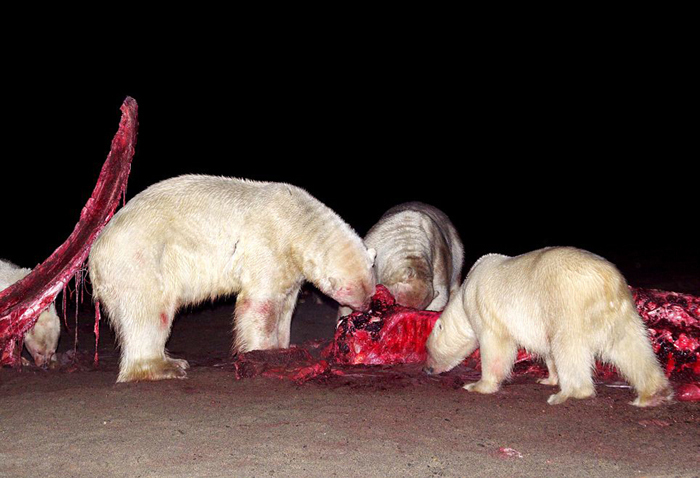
{"left": 324, "top": 285, "right": 439, "bottom": 365}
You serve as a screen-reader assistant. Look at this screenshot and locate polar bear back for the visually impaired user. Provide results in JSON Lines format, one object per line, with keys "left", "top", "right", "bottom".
{"left": 104, "top": 175, "right": 314, "bottom": 246}
{"left": 89, "top": 174, "right": 367, "bottom": 307}
{"left": 365, "top": 202, "right": 463, "bottom": 281}
{"left": 92, "top": 176, "right": 283, "bottom": 303}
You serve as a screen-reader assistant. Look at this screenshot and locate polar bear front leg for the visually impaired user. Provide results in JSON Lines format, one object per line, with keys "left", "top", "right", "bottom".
{"left": 464, "top": 330, "right": 518, "bottom": 394}
{"left": 276, "top": 286, "right": 301, "bottom": 349}
{"left": 537, "top": 355, "right": 559, "bottom": 386}
{"left": 233, "top": 293, "right": 284, "bottom": 353}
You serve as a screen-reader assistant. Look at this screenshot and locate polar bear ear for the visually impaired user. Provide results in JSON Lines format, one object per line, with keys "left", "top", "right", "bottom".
{"left": 403, "top": 267, "right": 416, "bottom": 280}
{"left": 367, "top": 248, "right": 377, "bottom": 265}
{"left": 328, "top": 277, "right": 339, "bottom": 292}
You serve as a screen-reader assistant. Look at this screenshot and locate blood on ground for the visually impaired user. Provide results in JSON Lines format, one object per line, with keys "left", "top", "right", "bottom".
{"left": 230, "top": 285, "right": 699, "bottom": 401}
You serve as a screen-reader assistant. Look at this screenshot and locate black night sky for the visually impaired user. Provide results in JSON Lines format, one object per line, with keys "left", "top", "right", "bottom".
{"left": 2, "top": 39, "right": 697, "bottom": 294}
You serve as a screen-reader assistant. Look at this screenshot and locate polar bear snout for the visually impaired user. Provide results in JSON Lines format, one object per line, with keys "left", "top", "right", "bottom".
{"left": 27, "top": 349, "right": 55, "bottom": 368}
{"left": 330, "top": 276, "right": 375, "bottom": 312}
{"left": 392, "top": 280, "right": 434, "bottom": 310}
{"left": 340, "top": 287, "right": 374, "bottom": 312}
{"left": 422, "top": 357, "right": 451, "bottom": 375}
{"left": 24, "top": 336, "right": 57, "bottom": 368}
{"left": 423, "top": 351, "right": 447, "bottom": 375}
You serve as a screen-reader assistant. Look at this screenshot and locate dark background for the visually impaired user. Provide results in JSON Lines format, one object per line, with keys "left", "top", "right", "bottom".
{"left": 2, "top": 30, "right": 696, "bottom": 293}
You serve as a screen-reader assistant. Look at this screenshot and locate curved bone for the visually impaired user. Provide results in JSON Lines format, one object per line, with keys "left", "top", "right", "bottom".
{"left": 0, "top": 97, "right": 138, "bottom": 366}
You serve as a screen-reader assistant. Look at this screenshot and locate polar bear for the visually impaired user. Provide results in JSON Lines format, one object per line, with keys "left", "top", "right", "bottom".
{"left": 339, "top": 202, "right": 463, "bottom": 317}
{"left": 424, "top": 247, "right": 672, "bottom": 407}
{"left": 0, "top": 259, "right": 61, "bottom": 367}
{"left": 88, "top": 175, "right": 377, "bottom": 382}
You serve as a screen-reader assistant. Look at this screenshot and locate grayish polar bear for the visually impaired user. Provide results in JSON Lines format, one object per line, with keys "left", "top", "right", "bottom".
{"left": 339, "top": 202, "right": 463, "bottom": 317}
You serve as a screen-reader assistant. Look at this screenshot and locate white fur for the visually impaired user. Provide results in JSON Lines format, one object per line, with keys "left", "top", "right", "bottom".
{"left": 88, "top": 175, "right": 376, "bottom": 382}
{"left": 0, "top": 259, "right": 60, "bottom": 367}
{"left": 425, "top": 247, "right": 672, "bottom": 407}
{"left": 339, "top": 202, "right": 463, "bottom": 317}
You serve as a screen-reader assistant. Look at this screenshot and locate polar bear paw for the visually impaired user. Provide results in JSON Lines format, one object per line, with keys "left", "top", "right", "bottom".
{"left": 547, "top": 386, "right": 595, "bottom": 405}
{"left": 117, "top": 357, "right": 189, "bottom": 383}
{"left": 630, "top": 386, "right": 674, "bottom": 407}
{"left": 537, "top": 376, "right": 559, "bottom": 386}
{"left": 463, "top": 380, "right": 500, "bottom": 394}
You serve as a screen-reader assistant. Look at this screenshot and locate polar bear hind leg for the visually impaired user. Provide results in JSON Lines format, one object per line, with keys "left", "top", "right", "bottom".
{"left": 547, "top": 333, "right": 596, "bottom": 405}
{"left": 113, "top": 295, "right": 188, "bottom": 383}
{"left": 537, "top": 355, "right": 559, "bottom": 386}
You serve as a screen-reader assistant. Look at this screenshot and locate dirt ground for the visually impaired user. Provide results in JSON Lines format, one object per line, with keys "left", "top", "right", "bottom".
{"left": 1, "top": 269, "right": 699, "bottom": 478}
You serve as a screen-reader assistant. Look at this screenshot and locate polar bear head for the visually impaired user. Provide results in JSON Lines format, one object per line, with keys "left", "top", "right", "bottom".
{"left": 383, "top": 261, "right": 434, "bottom": 310}
{"left": 24, "top": 303, "right": 60, "bottom": 367}
{"left": 327, "top": 245, "right": 377, "bottom": 312}
{"left": 425, "top": 318, "right": 466, "bottom": 374}
{"left": 424, "top": 299, "right": 477, "bottom": 375}
{"left": 305, "top": 241, "right": 377, "bottom": 312}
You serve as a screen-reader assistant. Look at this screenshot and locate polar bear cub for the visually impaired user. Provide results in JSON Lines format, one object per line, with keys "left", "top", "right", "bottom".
{"left": 89, "top": 175, "right": 376, "bottom": 382}
{"left": 0, "top": 259, "right": 61, "bottom": 367}
{"left": 425, "top": 247, "right": 672, "bottom": 406}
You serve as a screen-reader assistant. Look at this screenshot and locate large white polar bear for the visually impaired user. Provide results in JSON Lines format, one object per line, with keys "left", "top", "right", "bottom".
{"left": 0, "top": 259, "right": 61, "bottom": 367}
{"left": 89, "top": 175, "right": 376, "bottom": 382}
{"left": 363, "top": 202, "right": 463, "bottom": 311}
{"left": 425, "top": 247, "right": 672, "bottom": 406}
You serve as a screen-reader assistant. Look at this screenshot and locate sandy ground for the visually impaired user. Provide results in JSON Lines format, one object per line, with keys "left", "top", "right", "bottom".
{"left": 1, "top": 276, "right": 699, "bottom": 478}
